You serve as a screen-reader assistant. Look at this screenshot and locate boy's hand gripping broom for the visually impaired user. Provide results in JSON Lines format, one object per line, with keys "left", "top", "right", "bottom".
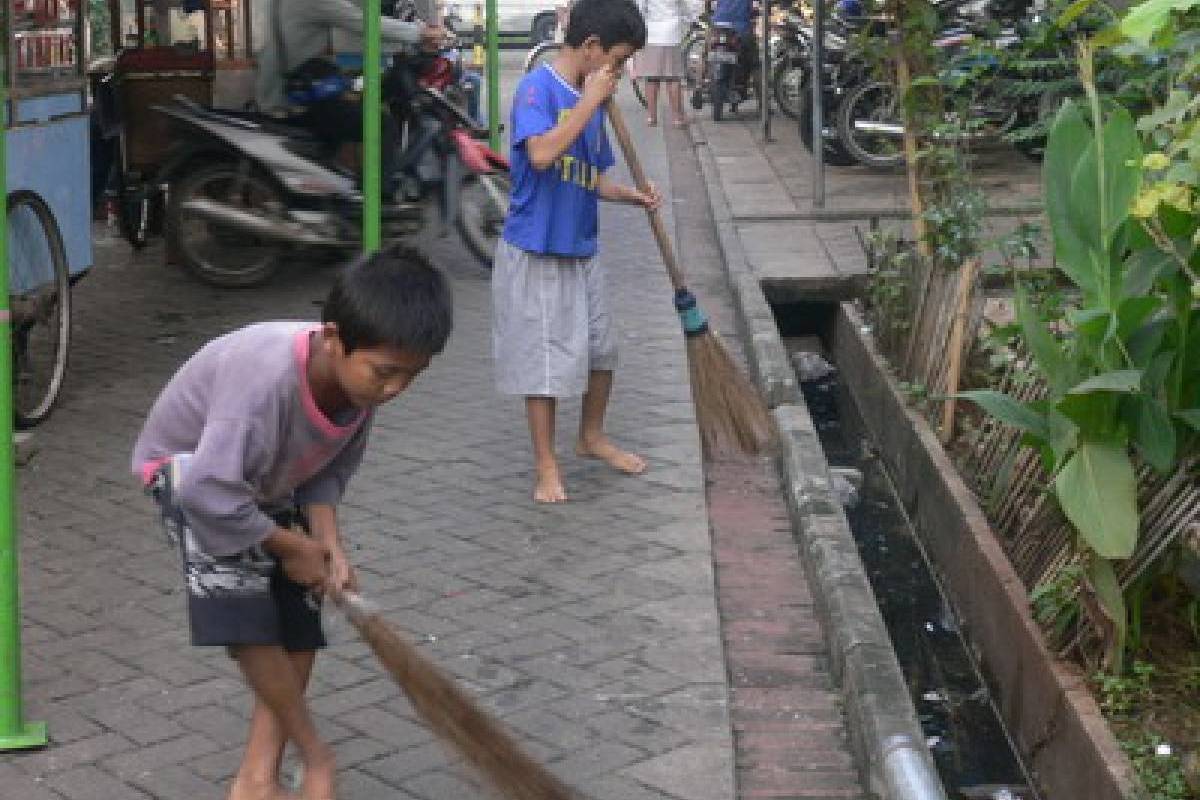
{"left": 334, "top": 591, "right": 575, "bottom": 800}
{"left": 606, "top": 102, "right": 773, "bottom": 455}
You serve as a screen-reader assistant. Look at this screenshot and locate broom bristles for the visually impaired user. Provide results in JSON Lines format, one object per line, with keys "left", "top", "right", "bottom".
{"left": 342, "top": 601, "right": 575, "bottom": 800}
{"left": 686, "top": 332, "right": 774, "bottom": 456}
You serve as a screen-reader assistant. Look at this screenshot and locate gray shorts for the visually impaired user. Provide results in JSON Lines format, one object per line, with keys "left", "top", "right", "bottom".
{"left": 491, "top": 239, "right": 618, "bottom": 397}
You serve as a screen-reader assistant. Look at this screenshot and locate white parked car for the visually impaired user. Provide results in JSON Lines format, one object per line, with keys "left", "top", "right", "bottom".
{"left": 440, "top": 0, "right": 566, "bottom": 44}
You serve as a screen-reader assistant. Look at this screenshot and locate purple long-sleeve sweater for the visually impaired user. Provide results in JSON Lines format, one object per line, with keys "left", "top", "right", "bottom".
{"left": 132, "top": 322, "right": 372, "bottom": 556}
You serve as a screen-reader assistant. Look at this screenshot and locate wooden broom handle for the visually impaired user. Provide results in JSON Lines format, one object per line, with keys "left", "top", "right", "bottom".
{"left": 606, "top": 102, "right": 687, "bottom": 292}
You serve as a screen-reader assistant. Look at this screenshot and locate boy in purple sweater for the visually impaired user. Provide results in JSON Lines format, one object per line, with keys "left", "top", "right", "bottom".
{"left": 132, "top": 247, "right": 452, "bottom": 800}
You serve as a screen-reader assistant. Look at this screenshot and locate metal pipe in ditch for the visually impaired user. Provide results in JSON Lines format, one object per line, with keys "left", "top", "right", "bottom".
{"left": 881, "top": 734, "right": 948, "bottom": 800}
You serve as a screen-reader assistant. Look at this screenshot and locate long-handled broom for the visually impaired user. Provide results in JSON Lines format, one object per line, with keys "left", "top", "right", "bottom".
{"left": 334, "top": 591, "right": 575, "bottom": 800}
{"left": 606, "top": 102, "right": 773, "bottom": 455}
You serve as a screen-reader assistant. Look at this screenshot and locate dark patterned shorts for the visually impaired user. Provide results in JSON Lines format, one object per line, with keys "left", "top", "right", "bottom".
{"left": 150, "top": 456, "right": 326, "bottom": 651}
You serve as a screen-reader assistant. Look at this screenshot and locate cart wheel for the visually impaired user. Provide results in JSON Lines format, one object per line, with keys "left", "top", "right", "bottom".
{"left": 7, "top": 191, "right": 71, "bottom": 429}
{"left": 167, "top": 163, "right": 284, "bottom": 288}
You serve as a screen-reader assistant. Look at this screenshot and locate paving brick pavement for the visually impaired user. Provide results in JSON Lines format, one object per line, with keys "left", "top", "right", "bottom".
{"left": 691, "top": 111, "right": 1050, "bottom": 297}
{"left": 3, "top": 83, "right": 735, "bottom": 800}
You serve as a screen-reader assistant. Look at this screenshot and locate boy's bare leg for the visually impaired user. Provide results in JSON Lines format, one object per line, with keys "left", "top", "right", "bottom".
{"left": 230, "top": 646, "right": 335, "bottom": 800}
{"left": 576, "top": 370, "right": 647, "bottom": 474}
{"left": 528, "top": 396, "right": 567, "bottom": 503}
{"left": 228, "top": 651, "right": 317, "bottom": 800}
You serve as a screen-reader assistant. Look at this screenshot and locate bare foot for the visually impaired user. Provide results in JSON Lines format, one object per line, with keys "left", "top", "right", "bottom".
{"left": 227, "top": 777, "right": 300, "bottom": 800}
{"left": 301, "top": 750, "right": 336, "bottom": 800}
{"left": 535, "top": 459, "right": 568, "bottom": 503}
{"left": 576, "top": 436, "right": 647, "bottom": 475}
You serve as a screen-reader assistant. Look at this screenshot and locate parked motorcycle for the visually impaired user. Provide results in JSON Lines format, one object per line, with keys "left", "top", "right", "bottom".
{"left": 769, "top": 8, "right": 811, "bottom": 119}
{"left": 835, "top": 24, "right": 1033, "bottom": 169}
{"left": 155, "top": 43, "right": 509, "bottom": 287}
{"left": 697, "top": 23, "right": 761, "bottom": 121}
{"left": 795, "top": 23, "right": 862, "bottom": 166}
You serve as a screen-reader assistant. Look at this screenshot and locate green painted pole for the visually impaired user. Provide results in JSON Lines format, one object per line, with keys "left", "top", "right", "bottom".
{"left": 362, "top": 0, "right": 382, "bottom": 252}
{"left": 485, "top": 0, "right": 499, "bottom": 151}
{"left": 0, "top": 89, "right": 48, "bottom": 752}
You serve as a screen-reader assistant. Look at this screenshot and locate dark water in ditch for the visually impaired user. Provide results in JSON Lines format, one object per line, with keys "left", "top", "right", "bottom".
{"left": 778, "top": 326, "right": 1036, "bottom": 799}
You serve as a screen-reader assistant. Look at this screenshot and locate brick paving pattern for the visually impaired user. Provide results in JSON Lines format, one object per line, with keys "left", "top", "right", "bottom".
{"left": 4, "top": 82, "right": 733, "bottom": 800}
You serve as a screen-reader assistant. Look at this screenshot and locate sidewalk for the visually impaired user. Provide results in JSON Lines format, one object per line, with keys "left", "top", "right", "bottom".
{"left": 2, "top": 86, "right": 733, "bottom": 800}
{"left": 690, "top": 111, "right": 1047, "bottom": 300}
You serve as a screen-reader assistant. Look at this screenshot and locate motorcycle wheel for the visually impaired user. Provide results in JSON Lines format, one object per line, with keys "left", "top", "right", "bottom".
{"left": 798, "top": 87, "right": 857, "bottom": 167}
{"left": 772, "top": 57, "right": 806, "bottom": 119}
{"left": 837, "top": 81, "right": 905, "bottom": 170}
{"left": 712, "top": 67, "right": 730, "bottom": 122}
{"left": 167, "top": 163, "right": 285, "bottom": 288}
{"left": 457, "top": 171, "right": 511, "bottom": 268}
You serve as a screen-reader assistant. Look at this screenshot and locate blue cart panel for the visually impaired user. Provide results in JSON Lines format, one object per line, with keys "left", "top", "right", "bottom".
{"left": 7, "top": 92, "right": 92, "bottom": 290}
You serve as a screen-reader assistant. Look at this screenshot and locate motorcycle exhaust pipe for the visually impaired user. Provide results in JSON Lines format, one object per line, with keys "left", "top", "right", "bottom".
{"left": 852, "top": 120, "right": 905, "bottom": 136}
{"left": 180, "top": 198, "right": 340, "bottom": 246}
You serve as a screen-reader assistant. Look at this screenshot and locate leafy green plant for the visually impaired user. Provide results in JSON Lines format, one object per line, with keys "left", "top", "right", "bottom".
{"left": 1095, "top": 660, "right": 1156, "bottom": 714}
{"left": 1032, "top": 562, "right": 1085, "bottom": 639}
{"left": 1121, "top": 731, "right": 1192, "bottom": 800}
{"left": 961, "top": 34, "right": 1200, "bottom": 671}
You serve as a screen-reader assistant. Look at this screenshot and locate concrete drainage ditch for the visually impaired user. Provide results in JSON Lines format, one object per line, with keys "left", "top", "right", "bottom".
{"left": 750, "top": 297, "right": 1138, "bottom": 800}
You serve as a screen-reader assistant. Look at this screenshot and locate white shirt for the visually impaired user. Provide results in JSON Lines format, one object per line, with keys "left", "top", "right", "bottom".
{"left": 638, "top": 0, "right": 698, "bottom": 45}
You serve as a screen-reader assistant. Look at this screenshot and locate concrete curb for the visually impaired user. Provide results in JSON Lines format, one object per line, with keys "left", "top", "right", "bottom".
{"left": 689, "top": 124, "right": 799, "bottom": 410}
{"left": 688, "top": 121, "right": 945, "bottom": 800}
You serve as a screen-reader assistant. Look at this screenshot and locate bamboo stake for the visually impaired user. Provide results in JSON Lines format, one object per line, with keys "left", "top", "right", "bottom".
{"left": 895, "top": 36, "right": 935, "bottom": 378}
{"left": 939, "top": 258, "right": 978, "bottom": 444}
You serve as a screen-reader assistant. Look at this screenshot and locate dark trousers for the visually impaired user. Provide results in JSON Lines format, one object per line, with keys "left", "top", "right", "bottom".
{"left": 301, "top": 95, "right": 401, "bottom": 194}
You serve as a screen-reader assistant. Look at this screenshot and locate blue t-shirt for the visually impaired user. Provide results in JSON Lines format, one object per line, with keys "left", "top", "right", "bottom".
{"left": 713, "top": 0, "right": 752, "bottom": 33}
{"left": 502, "top": 64, "right": 616, "bottom": 259}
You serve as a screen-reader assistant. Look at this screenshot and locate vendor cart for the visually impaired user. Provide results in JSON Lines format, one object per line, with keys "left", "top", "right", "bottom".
{"left": 5, "top": 0, "right": 90, "bottom": 427}
{"left": 92, "top": 0, "right": 215, "bottom": 247}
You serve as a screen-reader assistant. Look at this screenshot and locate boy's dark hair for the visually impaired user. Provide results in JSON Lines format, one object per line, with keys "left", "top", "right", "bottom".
{"left": 322, "top": 245, "right": 453, "bottom": 355}
{"left": 564, "top": 0, "right": 647, "bottom": 49}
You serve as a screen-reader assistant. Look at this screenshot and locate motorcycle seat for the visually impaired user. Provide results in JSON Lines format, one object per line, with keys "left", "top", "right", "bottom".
{"left": 208, "top": 107, "right": 318, "bottom": 139}
{"left": 168, "top": 96, "right": 319, "bottom": 141}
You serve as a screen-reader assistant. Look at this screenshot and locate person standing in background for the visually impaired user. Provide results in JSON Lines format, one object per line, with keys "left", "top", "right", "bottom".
{"left": 636, "top": 0, "right": 695, "bottom": 127}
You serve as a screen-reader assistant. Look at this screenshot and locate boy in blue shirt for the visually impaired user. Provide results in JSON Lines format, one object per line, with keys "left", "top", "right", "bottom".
{"left": 493, "top": 0, "right": 661, "bottom": 503}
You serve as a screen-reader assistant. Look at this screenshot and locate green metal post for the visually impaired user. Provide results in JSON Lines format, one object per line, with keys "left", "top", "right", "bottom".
{"left": 485, "top": 0, "right": 499, "bottom": 151}
{"left": 362, "top": 0, "right": 382, "bottom": 252}
{"left": 0, "top": 90, "right": 48, "bottom": 752}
